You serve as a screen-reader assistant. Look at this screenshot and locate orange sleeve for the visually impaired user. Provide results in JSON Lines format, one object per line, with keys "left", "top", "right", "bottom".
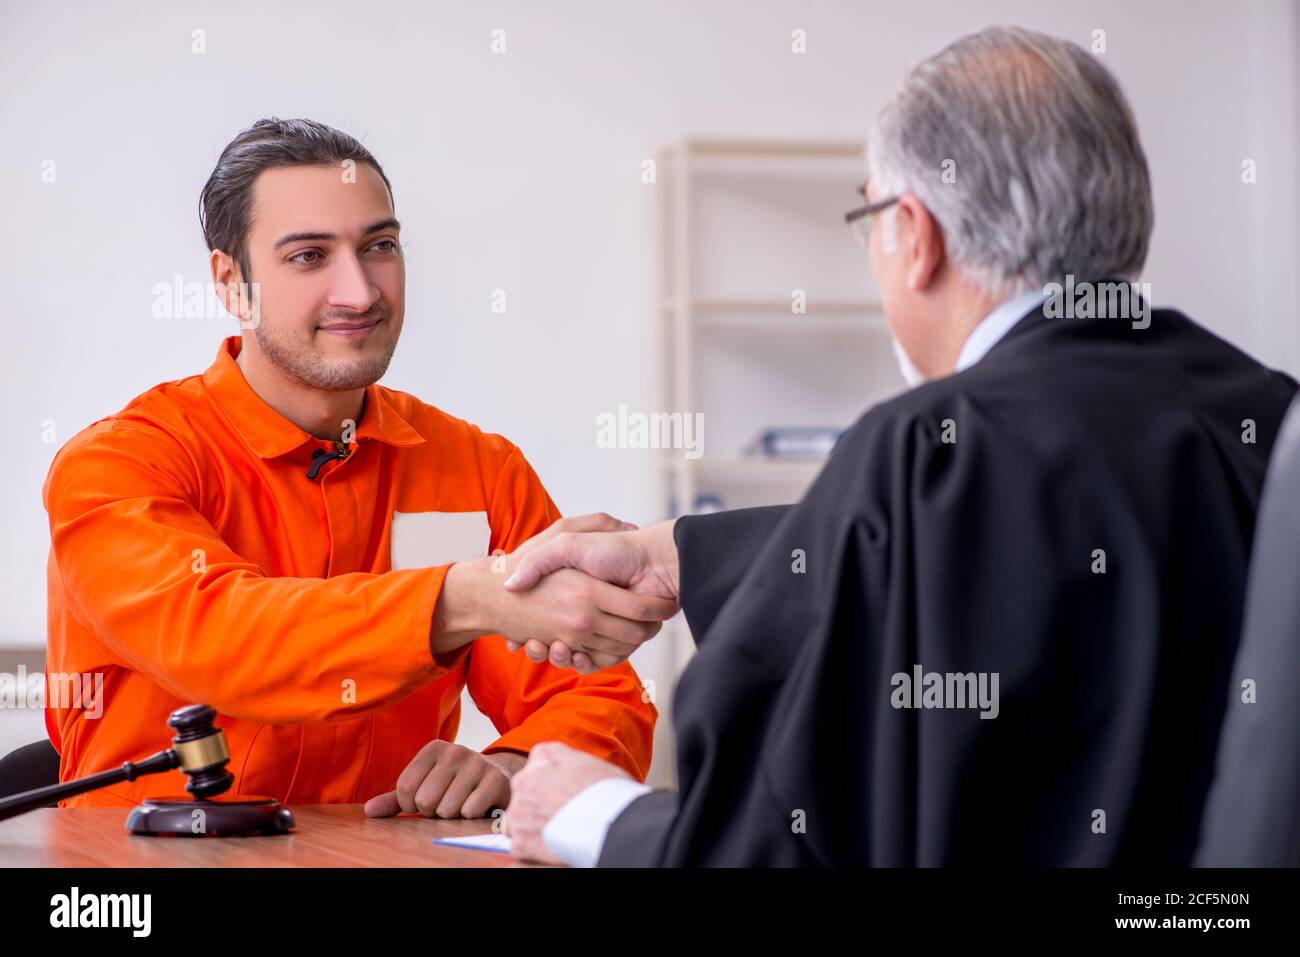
{"left": 466, "top": 446, "right": 659, "bottom": 782}
{"left": 44, "top": 420, "right": 451, "bottom": 724}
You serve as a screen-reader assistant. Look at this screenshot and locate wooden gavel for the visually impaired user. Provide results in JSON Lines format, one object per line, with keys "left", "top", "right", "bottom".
{"left": 0, "top": 704, "right": 294, "bottom": 836}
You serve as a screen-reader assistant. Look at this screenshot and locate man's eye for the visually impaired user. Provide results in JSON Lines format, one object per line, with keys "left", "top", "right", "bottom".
{"left": 289, "top": 249, "right": 322, "bottom": 264}
{"left": 370, "top": 239, "right": 398, "bottom": 253}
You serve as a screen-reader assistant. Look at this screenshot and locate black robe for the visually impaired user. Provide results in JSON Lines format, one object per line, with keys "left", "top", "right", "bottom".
{"left": 599, "top": 299, "right": 1297, "bottom": 866}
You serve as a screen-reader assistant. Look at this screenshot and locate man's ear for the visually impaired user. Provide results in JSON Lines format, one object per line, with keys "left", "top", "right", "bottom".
{"left": 210, "top": 250, "right": 251, "bottom": 323}
{"left": 896, "top": 193, "right": 945, "bottom": 292}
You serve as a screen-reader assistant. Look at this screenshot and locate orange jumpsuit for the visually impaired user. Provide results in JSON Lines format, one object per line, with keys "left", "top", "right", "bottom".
{"left": 42, "top": 335, "right": 656, "bottom": 807}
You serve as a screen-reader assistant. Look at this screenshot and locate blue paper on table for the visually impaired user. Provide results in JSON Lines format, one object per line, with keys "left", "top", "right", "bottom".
{"left": 433, "top": 833, "right": 512, "bottom": 854}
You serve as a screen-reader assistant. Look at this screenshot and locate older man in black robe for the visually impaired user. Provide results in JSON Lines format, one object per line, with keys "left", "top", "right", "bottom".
{"left": 500, "top": 25, "right": 1297, "bottom": 867}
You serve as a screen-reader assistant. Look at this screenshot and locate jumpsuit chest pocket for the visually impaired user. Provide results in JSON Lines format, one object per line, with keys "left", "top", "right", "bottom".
{"left": 389, "top": 510, "right": 491, "bottom": 570}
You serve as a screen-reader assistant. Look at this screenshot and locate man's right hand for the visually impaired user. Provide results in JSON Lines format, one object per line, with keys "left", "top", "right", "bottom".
{"left": 500, "top": 519, "right": 682, "bottom": 673}
{"left": 431, "top": 514, "right": 680, "bottom": 671}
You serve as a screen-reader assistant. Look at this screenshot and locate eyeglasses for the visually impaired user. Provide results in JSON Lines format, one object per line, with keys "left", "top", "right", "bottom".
{"left": 845, "top": 181, "right": 900, "bottom": 247}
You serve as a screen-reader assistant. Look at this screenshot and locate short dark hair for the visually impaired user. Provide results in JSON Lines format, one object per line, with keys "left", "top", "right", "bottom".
{"left": 199, "top": 117, "right": 395, "bottom": 283}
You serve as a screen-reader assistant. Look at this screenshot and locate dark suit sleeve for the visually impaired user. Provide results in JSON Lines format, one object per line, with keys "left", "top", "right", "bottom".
{"left": 674, "top": 506, "right": 790, "bottom": 644}
{"left": 1195, "top": 395, "right": 1300, "bottom": 865}
{"left": 596, "top": 790, "right": 679, "bottom": 866}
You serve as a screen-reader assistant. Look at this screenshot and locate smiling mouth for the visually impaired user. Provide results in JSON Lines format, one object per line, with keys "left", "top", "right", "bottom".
{"left": 319, "top": 318, "right": 382, "bottom": 334}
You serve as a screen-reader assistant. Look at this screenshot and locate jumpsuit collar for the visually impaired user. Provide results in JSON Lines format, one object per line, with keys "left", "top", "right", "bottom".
{"left": 201, "top": 335, "right": 426, "bottom": 459}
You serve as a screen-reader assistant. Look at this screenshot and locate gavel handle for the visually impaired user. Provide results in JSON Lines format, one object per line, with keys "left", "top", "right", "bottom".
{"left": 0, "top": 749, "right": 179, "bottom": 821}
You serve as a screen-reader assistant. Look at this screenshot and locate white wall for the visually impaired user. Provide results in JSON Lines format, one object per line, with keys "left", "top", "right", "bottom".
{"left": 3, "top": 0, "right": 1297, "bottom": 763}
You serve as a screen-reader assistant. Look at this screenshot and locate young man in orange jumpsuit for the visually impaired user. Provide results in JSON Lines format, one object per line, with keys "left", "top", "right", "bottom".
{"left": 42, "top": 118, "right": 675, "bottom": 816}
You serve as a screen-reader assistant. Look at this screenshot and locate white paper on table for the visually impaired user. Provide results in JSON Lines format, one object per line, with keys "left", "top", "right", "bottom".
{"left": 432, "top": 833, "right": 512, "bottom": 854}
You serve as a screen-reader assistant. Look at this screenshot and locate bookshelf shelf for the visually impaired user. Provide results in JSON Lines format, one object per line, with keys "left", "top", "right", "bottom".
{"left": 650, "top": 137, "right": 902, "bottom": 784}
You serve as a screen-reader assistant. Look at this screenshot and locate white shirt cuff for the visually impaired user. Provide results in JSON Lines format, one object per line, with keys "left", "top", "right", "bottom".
{"left": 542, "top": 777, "right": 653, "bottom": 868}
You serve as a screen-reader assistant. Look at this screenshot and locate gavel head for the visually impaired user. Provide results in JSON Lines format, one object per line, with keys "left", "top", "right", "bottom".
{"left": 167, "top": 704, "right": 235, "bottom": 800}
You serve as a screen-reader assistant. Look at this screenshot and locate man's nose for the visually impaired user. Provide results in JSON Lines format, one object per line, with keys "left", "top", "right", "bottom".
{"left": 327, "top": 252, "right": 382, "bottom": 313}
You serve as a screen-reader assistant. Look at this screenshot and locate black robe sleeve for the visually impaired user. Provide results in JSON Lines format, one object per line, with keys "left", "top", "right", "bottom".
{"left": 597, "top": 507, "right": 793, "bottom": 864}
{"left": 601, "top": 435, "right": 884, "bottom": 866}
{"left": 674, "top": 506, "right": 790, "bottom": 645}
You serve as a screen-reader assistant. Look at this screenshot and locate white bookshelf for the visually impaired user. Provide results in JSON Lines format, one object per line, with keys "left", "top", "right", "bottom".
{"left": 650, "top": 137, "right": 906, "bottom": 784}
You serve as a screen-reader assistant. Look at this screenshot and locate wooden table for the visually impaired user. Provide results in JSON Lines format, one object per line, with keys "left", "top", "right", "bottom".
{"left": 0, "top": 805, "right": 544, "bottom": 867}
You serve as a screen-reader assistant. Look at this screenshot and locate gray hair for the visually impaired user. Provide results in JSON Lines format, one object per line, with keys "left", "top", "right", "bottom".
{"left": 867, "top": 25, "right": 1153, "bottom": 299}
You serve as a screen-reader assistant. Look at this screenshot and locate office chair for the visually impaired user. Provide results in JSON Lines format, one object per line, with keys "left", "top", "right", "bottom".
{"left": 0, "top": 739, "right": 61, "bottom": 804}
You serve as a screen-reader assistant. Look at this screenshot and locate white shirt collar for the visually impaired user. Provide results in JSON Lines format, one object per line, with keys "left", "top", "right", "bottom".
{"left": 954, "top": 288, "right": 1049, "bottom": 373}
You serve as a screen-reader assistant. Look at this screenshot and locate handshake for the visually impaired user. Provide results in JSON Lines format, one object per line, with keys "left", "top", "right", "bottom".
{"left": 434, "top": 514, "right": 682, "bottom": 673}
